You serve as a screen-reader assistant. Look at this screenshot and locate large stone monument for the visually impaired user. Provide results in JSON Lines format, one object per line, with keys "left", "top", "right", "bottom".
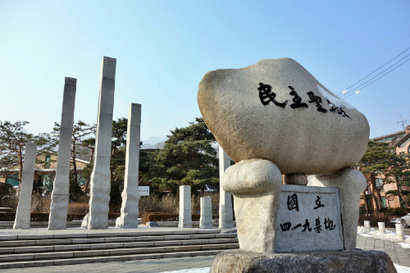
{"left": 84, "top": 56, "right": 116, "bottom": 229}
{"left": 13, "top": 143, "right": 37, "bottom": 229}
{"left": 198, "top": 58, "right": 396, "bottom": 272}
{"left": 48, "top": 77, "right": 77, "bottom": 230}
{"left": 116, "top": 103, "right": 142, "bottom": 228}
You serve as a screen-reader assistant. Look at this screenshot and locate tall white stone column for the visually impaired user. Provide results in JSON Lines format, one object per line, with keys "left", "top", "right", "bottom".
{"left": 219, "top": 146, "right": 234, "bottom": 229}
{"left": 116, "top": 103, "right": 141, "bottom": 228}
{"left": 178, "top": 185, "right": 192, "bottom": 228}
{"left": 48, "top": 77, "right": 76, "bottom": 230}
{"left": 86, "top": 56, "right": 116, "bottom": 229}
{"left": 13, "top": 143, "right": 37, "bottom": 229}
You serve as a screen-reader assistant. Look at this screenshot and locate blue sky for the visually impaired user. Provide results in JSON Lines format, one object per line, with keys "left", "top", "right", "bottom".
{"left": 0, "top": 1, "right": 409, "bottom": 143}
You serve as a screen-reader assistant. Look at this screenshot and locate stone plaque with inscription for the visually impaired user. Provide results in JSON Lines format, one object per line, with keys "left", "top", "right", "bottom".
{"left": 276, "top": 184, "right": 343, "bottom": 252}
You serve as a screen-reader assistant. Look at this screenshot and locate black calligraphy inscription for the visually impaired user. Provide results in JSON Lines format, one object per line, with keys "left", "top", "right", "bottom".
{"left": 288, "top": 86, "right": 308, "bottom": 109}
{"left": 314, "top": 217, "right": 322, "bottom": 233}
{"left": 327, "top": 99, "right": 339, "bottom": 113}
{"left": 307, "top": 91, "right": 327, "bottom": 113}
{"left": 291, "top": 223, "right": 302, "bottom": 230}
{"left": 256, "top": 83, "right": 350, "bottom": 119}
{"left": 302, "top": 219, "right": 312, "bottom": 232}
{"left": 257, "top": 83, "right": 288, "bottom": 108}
{"left": 313, "top": 196, "right": 325, "bottom": 209}
{"left": 326, "top": 100, "right": 351, "bottom": 119}
{"left": 324, "top": 217, "right": 336, "bottom": 230}
{"left": 280, "top": 222, "right": 292, "bottom": 231}
{"left": 287, "top": 194, "right": 299, "bottom": 211}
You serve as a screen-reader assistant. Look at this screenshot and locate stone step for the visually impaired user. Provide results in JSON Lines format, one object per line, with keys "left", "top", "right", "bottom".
{"left": 0, "top": 243, "right": 239, "bottom": 263}
{"left": 0, "top": 228, "right": 222, "bottom": 241}
{"left": 0, "top": 228, "right": 239, "bottom": 269}
{"left": 0, "top": 232, "right": 236, "bottom": 247}
{"left": 0, "top": 237, "right": 238, "bottom": 254}
{"left": 0, "top": 249, "right": 226, "bottom": 270}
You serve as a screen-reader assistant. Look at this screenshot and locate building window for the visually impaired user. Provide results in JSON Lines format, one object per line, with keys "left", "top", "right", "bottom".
{"left": 381, "top": 197, "right": 387, "bottom": 208}
{"left": 44, "top": 155, "right": 51, "bottom": 169}
{"left": 375, "top": 178, "right": 383, "bottom": 189}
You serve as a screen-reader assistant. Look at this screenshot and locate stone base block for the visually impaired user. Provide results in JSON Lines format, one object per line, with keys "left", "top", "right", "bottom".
{"left": 211, "top": 249, "right": 397, "bottom": 273}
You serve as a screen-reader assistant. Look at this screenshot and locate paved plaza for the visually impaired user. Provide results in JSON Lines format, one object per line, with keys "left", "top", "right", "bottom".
{"left": 0, "top": 231, "right": 408, "bottom": 273}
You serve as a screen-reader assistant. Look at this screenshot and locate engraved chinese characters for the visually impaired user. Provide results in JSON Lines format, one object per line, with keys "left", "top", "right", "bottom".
{"left": 281, "top": 194, "right": 335, "bottom": 233}
{"left": 276, "top": 185, "right": 344, "bottom": 252}
{"left": 257, "top": 83, "right": 350, "bottom": 118}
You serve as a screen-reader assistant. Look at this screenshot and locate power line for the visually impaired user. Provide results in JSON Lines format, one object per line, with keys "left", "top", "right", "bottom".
{"left": 342, "top": 56, "right": 410, "bottom": 99}
{"left": 340, "top": 46, "right": 410, "bottom": 95}
{"left": 329, "top": 33, "right": 410, "bottom": 88}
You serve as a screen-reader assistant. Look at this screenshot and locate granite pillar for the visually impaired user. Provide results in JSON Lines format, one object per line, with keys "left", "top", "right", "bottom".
{"left": 86, "top": 56, "right": 116, "bottom": 229}
{"left": 200, "top": 196, "right": 213, "bottom": 229}
{"left": 48, "top": 77, "right": 77, "bottom": 230}
{"left": 218, "top": 146, "right": 234, "bottom": 229}
{"left": 223, "top": 159, "right": 283, "bottom": 253}
{"left": 13, "top": 143, "right": 37, "bottom": 229}
{"left": 116, "top": 103, "right": 141, "bottom": 228}
{"left": 178, "top": 185, "right": 192, "bottom": 228}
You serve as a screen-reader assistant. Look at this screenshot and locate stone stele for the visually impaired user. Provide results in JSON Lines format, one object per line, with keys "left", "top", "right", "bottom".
{"left": 116, "top": 103, "right": 141, "bottom": 228}
{"left": 13, "top": 143, "right": 37, "bottom": 229}
{"left": 199, "top": 196, "right": 213, "bottom": 229}
{"left": 218, "top": 146, "right": 234, "bottom": 229}
{"left": 198, "top": 58, "right": 369, "bottom": 175}
{"left": 48, "top": 77, "right": 77, "bottom": 230}
{"left": 86, "top": 56, "right": 116, "bottom": 229}
{"left": 178, "top": 185, "right": 192, "bottom": 228}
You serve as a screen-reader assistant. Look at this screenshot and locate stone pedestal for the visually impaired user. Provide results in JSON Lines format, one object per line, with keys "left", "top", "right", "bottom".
{"left": 218, "top": 146, "right": 234, "bottom": 229}
{"left": 116, "top": 103, "right": 142, "bottom": 228}
{"left": 48, "top": 77, "right": 77, "bottom": 230}
{"left": 86, "top": 56, "right": 116, "bottom": 229}
{"left": 222, "top": 159, "right": 283, "bottom": 253}
{"left": 13, "top": 143, "right": 37, "bottom": 229}
{"left": 200, "top": 196, "right": 212, "bottom": 229}
{"left": 211, "top": 250, "right": 397, "bottom": 273}
{"left": 178, "top": 185, "right": 192, "bottom": 228}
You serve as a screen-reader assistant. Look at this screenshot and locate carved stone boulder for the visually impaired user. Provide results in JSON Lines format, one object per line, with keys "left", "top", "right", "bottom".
{"left": 198, "top": 58, "right": 369, "bottom": 175}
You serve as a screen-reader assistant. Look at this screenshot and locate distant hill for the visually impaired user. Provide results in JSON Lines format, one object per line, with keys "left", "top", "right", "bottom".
{"left": 141, "top": 136, "right": 166, "bottom": 149}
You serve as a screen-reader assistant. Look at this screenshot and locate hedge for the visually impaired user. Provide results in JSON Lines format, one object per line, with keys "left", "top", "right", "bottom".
{"left": 141, "top": 212, "right": 219, "bottom": 224}
{"left": 0, "top": 212, "right": 121, "bottom": 221}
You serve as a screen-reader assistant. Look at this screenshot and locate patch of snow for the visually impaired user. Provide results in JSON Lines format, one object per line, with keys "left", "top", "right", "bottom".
{"left": 398, "top": 242, "right": 410, "bottom": 249}
{"left": 357, "top": 226, "right": 410, "bottom": 243}
{"left": 396, "top": 264, "right": 410, "bottom": 273}
{"left": 317, "top": 85, "right": 354, "bottom": 110}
